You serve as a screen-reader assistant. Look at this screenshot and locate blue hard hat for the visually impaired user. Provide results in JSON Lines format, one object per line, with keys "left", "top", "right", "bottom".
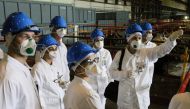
{"left": 50, "top": 16, "right": 67, "bottom": 29}
{"left": 126, "top": 23, "right": 142, "bottom": 35}
{"left": 125, "top": 23, "right": 143, "bottom": 38}
{"left": 37, "top": 34, "right": 59, "bottom": 50}
{"left": 141, "top": 22, "right": 152, "bottom": 35}
{"left": 1, "top": 12, "right": 40, "bottom": 36}
{"left": 141, "top": 22, "right": 152, "bottom": 31}
{"left": 90, "top": 28, "right": 104, "bottom": 40}
{"left": 67, "top": 41, "right": 97, "bottom": 64}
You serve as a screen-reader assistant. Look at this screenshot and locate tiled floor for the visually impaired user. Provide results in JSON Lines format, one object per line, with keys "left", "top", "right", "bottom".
{"left": 105, "top": 99, "right": 168, "bottom": 109}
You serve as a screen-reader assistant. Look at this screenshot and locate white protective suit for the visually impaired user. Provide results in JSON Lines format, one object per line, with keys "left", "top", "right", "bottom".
{"left": 32, "top": 59, "right": 65, "bottom": 109}
{"left": 53, "top": 42, "right": 70, "bottom": 83}
{"left": 143, "top": 41, "right": 157, "bottom": 85}
{"left": 0, "top": 55, "right": 41, "bottom": 109}
{"left": 88, "top": 48, "right": 112, "bottom": 106}
{"left": 64, "top": 76, "right": 103, "bottom": 109}
{"left": 35, "top": 42, "right": 70, "bottom": 85}
{"left": 110, "top": 39, "right": 176, "bottom": 109}
{"left": 169, "top": 92, "right": 190, "bottom": 109}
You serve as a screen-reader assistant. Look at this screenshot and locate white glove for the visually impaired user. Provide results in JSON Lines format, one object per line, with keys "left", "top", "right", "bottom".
{"left": 126, "top": 70, "right": 138, "bottom": 79}
{"left": 169, "top": 29, "right": 183, "bottom": 41}
{"left": 59, "top": 81, "right": 70, "bottom": 89}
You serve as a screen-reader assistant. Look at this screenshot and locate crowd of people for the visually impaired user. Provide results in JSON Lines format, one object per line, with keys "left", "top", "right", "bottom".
{"left": 0, "top": 11, "right": 189, "bottom": 109}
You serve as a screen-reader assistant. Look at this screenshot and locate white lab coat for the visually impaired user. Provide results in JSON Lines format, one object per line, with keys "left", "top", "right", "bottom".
{"left": 32, "top": 59, "right": 65, "bottom": 109}
{"left": 35, "top": 42, "right": 70, "bottom": 84}
{"left": 64, "top": 76, "right": 103, "bottom": 109}
{"left": 169, "top": 92, "right": 190, "bottom": 109}
{"left": 144, "top": 41, "right": 157, "bottom": 85}
{"left": 53, "top": 42, "right": 70, "bottom": 83}
{"left": 0, "top": 55, "right": 41, "bottom": 109}
{"left": 110, "top": 39, "right": 176, "bottom": 109}
{"left": 88, "top": 48, "right": 112, "bottom": 106}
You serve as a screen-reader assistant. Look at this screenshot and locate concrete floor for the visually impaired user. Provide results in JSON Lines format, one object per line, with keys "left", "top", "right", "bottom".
{"left": 105, "top": 99, "right": 168, "bottom": 109}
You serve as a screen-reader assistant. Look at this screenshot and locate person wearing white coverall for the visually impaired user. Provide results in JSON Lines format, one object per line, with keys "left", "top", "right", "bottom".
{"left": 109, "top": 23, "right": 183, "bottom": 109}
{"left": 141, "top": 22, "right": 157, "bottom": 85}
{"left": 35, "top": 16, "right": 70, "bottom": 85}
{"left": 32, "top": 34, "right": 65, "bottom": 109}
{"left": 0, "top": 12, "right": 41, "bottom": 109}
{"left": 89, "top": 28, "right": 112, "bottom": 107}
{"left": 64, "top": 41, "right": 103, "bottom": 109}
{"left": 169, "top": 92, "right": 190, "bottom": 109}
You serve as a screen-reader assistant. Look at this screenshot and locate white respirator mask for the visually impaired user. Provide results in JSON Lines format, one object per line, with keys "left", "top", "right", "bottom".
{"left": 76, "top": 63, "right": 101, "bottom": 77}
{"left": 84, "top": 63, "right": 101, "bottom": 77}
{"left": 95, "top": 40, "right": 104, "bottom": 49}
{"left": 146, "top": 34, "right": 153, "bottom": 43}
{"left": 56, "top": 28, "right": 67, "bottom": 38}
{"left": 48, "top": 50, "right": 57, "bottom": 59}
{"left": 20, "top": 38, "right": 37, "bottom": 56}
{"left": 130, "top": 40, "right": 142, "bottom": 49}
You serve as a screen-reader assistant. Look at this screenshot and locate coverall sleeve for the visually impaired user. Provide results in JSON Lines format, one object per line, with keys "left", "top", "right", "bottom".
{"left": 62, "top": 44, "right": 70, "bottom": 82}
{"left": 109, "top": 51, "right": 128, "bottom": 81}
{"left": 106, "top": 50, "right": 113, "bottom": 82}
{"left": 0, "top": 79, "right": 19, "bottom": 109}
{"left": 145, "top": 39, "right": 176, "bottom": 62}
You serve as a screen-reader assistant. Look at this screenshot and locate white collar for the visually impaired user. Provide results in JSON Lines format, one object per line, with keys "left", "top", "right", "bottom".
{"left": 73, "top": 76, "right": 93, "bottom": 90}
{"left": 7, "top": 55, "right": 30, "bottom": 73}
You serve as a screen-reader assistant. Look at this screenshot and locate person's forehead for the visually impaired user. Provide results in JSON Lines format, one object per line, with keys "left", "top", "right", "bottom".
{"left": 86, "top": 54, "right": 95, "bottom": 60}
{"left": 57, "top": 28, "right": 66, "bottom": 31}
{"left": 146, "top": 30, "right": 152, "bottom": 32}
{"left": 18, "top": 31, "right": 35, "bottom": 36}
{"left": 48, "top": 45, "right": 57, "bottom": 49}
{"left": 95, "top": 37, "right": 104, "bottom": 41}
{"left": 132, "top": 34, "right": 142, "bottom": 38}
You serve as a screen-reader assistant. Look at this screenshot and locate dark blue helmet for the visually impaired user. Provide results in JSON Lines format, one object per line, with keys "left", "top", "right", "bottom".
{"left": 67, "top": 41, "right": 97, "bottom": 64}
{"left": 50, "top": 16, "right": 67, "bottom": 29}
{"left": 1, "top": 12, "right": 40, "bottom": 36}
{"left": 90, "top": 28, "right": 104, "bottom": 40}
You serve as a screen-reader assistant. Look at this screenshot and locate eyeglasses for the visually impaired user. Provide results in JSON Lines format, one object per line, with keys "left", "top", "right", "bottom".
{"left": 146, "top": 31, "right": 152, "bottom": 34}
{"left": 84, "top": 57, "right": 99, "bottom": 65}
{"left": 48, "top": 46, "right": 57, "bottom": 51}
{"left": 95, "top": 38, "right": 104, "bottom": 42}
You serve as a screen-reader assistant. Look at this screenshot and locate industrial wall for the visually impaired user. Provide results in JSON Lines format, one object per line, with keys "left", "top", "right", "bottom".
{"left": 0, "top": 0, "right": 131, "bottom": 34}
{"left": 0, "top": 0, "right": 96, "bottom": 27}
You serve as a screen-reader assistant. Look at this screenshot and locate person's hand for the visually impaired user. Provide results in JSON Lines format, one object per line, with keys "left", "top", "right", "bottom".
{"left": 169, "top": 29, "right": 183, "bottom": 41}
{"left": 127, "top": 70, "right": 137, "bottom": 79}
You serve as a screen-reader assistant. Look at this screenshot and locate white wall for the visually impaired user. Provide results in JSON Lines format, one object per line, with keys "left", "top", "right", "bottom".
{"left": 30, "top": 0, "right": 131, "bottom": 12}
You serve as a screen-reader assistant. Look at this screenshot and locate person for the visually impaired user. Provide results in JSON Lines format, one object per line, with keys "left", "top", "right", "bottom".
{"left": 50, "top": 16, "right": 70, "bottom": 84}
{"left": 89, "top": 28, "right": 113, "bottom": 107}
{"left": 141, "top": 22, "right": 156, "bottom": 48}
{"left": 109, "top": 23, "right": 183, "bottom": 109}
{"left": 141, "top": 22, "right": 157, "bottom": 85}
{"left": 168, "top": 81, "right": 190, "bottom": 109}
{"left": 0, "top": 12, "right": 41, "bottom": 109}
{"left": 169, "top": 92, "right": 190, "bottom": 109}
{"left": 32, "top": 34, "right": 65, "bottom": 109}
{"left": 35, "top": 16, "right": 70, "bottom": 86}
{"left": 64, "top": 41, "right": 103, "bottom": 109}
